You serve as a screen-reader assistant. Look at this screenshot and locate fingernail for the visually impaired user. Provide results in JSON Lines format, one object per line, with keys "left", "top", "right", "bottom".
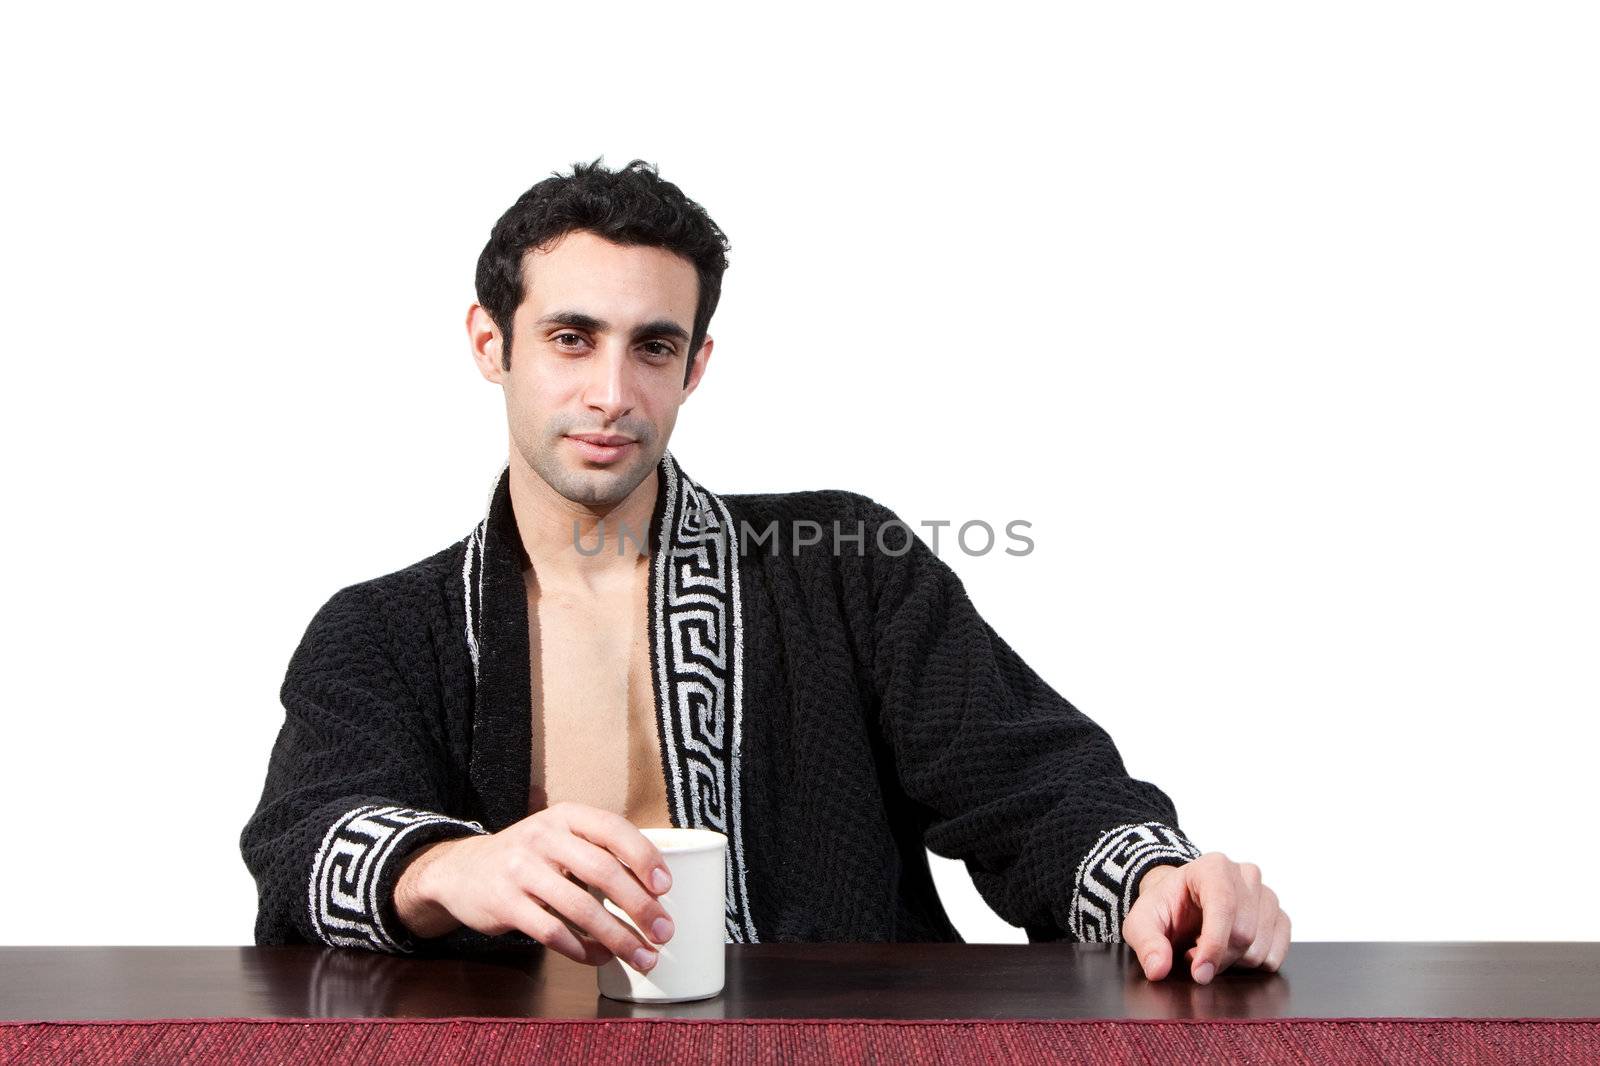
{"left": 1194, "top": 961, "right": 1215, "bottom": 984}
{"left": 651, "top": 867, "right": 671, "bottom": 893}
{"left": 632, "top": 947, "right": 657, "bottom": 972}
{"left": 652, "top": 917, "right": 674, "bottom": 944}
{"left": 1143, "top": 953, "right": 1159, "bottom": 974}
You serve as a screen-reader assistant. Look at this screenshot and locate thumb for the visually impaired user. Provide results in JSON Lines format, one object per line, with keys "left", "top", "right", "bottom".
{"left": 1121, "top": 893, "right": 1174, "bottom": 981}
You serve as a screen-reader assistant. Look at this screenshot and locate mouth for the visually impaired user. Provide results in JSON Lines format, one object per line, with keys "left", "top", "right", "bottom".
{"left": 565, "top": 433, "right": 638, "bottom": 465}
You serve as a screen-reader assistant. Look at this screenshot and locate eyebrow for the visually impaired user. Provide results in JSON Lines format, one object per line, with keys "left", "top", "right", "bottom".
{"left": 536, "top": 310, "right": 690, "bottom": 344}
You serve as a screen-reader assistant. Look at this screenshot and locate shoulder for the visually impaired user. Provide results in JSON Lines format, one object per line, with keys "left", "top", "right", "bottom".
{"left": 291, "top": 539, "right": 466, "bottom": 661}
{"left": 719, "top": 486, "right": 920, "bottom": 565}
{"left": 721, "top": 487, "right": 901, "bottom": 526}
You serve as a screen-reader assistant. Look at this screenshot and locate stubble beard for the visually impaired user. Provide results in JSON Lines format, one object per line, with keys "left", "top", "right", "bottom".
{"left": 519, "top": 415, "right": 660, "bottom": 510}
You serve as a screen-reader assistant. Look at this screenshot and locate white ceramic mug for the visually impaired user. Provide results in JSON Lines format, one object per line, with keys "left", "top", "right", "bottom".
{"left": 593, "top": 826, "right": 727, "bottom": 1003}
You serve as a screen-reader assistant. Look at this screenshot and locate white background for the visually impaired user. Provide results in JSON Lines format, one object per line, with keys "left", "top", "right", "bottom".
{"left": 1, "top": 3, "right": 1595, "bottom": 946}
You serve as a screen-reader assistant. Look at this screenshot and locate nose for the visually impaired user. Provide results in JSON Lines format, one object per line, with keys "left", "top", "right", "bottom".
{"left": 581, "top": 341, "right": 635, "bottom": 424}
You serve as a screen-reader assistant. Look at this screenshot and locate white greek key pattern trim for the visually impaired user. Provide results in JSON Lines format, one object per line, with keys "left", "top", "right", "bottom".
{"left": 653, "top": 452, "right": 760, "bottom": 943}
{"left": 462, "top": 462, "right": 505, "bottom": 687}
{"left": 1068, "top": 821, "right": 1202, "bottom": 943}
{"left": 307, "top": 804, "right": 486, "bottom": 953}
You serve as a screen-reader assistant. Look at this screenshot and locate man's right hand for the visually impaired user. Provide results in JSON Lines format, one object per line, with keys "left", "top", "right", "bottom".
{"left": 393, "top": 801, "right": 676, "bottom": 973}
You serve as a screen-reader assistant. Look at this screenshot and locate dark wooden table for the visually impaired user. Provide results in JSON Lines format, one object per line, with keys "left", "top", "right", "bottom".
{"left": 3, "top": 943, "right": 1597, "bottom": 1021}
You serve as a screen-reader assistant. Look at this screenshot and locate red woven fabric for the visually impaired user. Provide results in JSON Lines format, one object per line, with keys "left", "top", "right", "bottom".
{"left": 2, "top": 1017, "right": 1596, "bottom": 1064}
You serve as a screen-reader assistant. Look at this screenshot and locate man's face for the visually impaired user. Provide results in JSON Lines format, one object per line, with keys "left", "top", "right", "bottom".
{"left": 472, "top": 229, "right": 711, "bottom": 508}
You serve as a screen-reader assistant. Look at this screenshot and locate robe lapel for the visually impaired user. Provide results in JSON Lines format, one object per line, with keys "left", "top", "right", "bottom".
{"left": 648, "top": 451, "right": 759, "bottom": 943}
{"left": 459, "top": 451, "right": 759, "bottom": 943}
{"left": 460, "top": 460, "right": 531, "bottom": 835}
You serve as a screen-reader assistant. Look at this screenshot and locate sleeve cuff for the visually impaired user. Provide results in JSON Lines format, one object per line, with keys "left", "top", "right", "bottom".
{"left": 1067, "top": 821, "right": 1203, "bottom": 943}
{"left": 307, "top": 804, "right": 489, "bottom": 954}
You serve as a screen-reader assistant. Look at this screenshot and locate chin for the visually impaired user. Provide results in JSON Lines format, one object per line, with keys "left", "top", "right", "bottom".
{"left": 548, "top": 456, "right": 652, "bottom": 508}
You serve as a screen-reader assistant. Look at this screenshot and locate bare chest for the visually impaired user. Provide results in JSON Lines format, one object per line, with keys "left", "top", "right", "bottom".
{"left": 525, "top": 563, "right": 672, "bottom": 827}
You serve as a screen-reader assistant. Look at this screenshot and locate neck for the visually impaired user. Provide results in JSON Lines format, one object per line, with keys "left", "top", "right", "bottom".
{"left": 506, "top": 451, "right": 659, "bottom": 584}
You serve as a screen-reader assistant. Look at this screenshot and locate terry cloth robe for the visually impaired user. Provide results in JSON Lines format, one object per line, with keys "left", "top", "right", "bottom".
{"left": 239, "top": 452, "right": 1203, "bottom": 956}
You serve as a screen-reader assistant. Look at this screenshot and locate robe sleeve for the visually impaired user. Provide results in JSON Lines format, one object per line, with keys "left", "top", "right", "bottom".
{"left": 859, "top": 497, "right": 1203, "bottom": 944}
{"left": 238, "top": 583, "right": 490, "bottom": 954}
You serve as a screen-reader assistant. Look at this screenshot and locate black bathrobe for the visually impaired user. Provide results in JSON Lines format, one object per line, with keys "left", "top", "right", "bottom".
{"left": 239, "top": 452, "right": 1202, "bottom": 955}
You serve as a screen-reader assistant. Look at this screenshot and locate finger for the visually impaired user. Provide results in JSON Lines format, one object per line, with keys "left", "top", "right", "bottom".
{"left": 1265, "top": 911, "right": 1292, "bottom": 971}
{"left": 1238, "top": 862, "right": 1262, "bottom": 888}
{"left": 1121, "top": 881, "right": 1176, "bottom": 980}
{"left": 507, "top": 891, "right": 616, "bottom": 967}
{"left": 561, "top": 804, "right": 673, "bottom": 895}
{"left": 1239, "top": 884, "right": 1280, "bottom": 969}
{"left": 1190, "top": 862, "right": 1252, "bottom": 983}
{"left": 551, "top": 835, "right": 676, "bottom": 945}
{"left": 528, "top": 866, "right": 660, "bottom": 972}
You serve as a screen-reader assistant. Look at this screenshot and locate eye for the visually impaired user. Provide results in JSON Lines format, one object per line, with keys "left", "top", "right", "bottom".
{"left": 641, "top": 340, "right": 675, "bottom": 360}
{"left": 553, "top": 331, "right": 587, "bottom": 350}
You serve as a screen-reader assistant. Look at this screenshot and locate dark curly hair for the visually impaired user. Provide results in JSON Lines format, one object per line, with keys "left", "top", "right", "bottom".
{"left": 475, "top": 157, "right": 731, "bottom": 381}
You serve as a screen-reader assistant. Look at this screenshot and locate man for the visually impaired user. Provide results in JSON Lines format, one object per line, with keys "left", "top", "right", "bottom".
{"left": 240, "top": 159, "right": 1290, "bottom": 985}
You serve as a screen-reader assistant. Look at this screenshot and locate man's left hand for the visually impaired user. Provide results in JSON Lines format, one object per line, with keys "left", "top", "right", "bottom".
{"left": 1121, "top": 852, "right": 1291, "bottom": 983}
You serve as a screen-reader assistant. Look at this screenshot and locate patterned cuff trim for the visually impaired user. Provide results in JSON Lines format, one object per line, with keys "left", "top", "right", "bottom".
{"left": 308, "top": 804, "right": 487, "bottom": 954}
{"left": 1067, "top": 821, "right": 1203, "bottom": 944}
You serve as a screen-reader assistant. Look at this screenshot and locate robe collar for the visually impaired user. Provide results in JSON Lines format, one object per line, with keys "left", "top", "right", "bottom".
{"left": 458, "top": 450, "right": 759, "bottom": 942}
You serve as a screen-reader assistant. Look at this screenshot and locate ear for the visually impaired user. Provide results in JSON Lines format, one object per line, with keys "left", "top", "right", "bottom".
{"left": 467, "top": 304, "right": 507, "bottom": 383}
{"left": 681, "top": 334, "right": 714, "bottom": 399}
